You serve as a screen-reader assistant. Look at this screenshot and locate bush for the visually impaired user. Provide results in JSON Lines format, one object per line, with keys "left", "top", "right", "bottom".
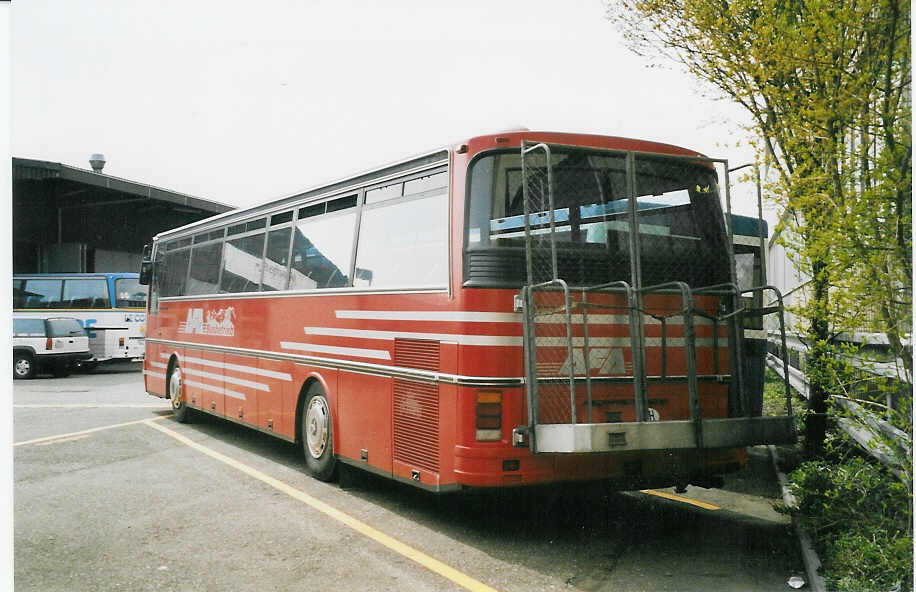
{"left": 788, "top": 455, "right": 912, "bottom": 591}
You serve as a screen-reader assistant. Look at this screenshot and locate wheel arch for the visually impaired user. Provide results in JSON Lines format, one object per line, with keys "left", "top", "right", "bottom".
{"left": 294, "top": 372, "right": 336, "bottom": 447}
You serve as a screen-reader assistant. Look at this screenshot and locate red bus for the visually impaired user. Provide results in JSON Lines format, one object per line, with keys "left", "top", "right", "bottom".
{"left": 140, "top": 130, "right": 795, "bottom": 492}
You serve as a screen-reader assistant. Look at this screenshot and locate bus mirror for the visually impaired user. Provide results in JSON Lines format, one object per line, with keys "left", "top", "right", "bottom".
{"left": 139, "top": 260, "right": 153, "bottom": 285}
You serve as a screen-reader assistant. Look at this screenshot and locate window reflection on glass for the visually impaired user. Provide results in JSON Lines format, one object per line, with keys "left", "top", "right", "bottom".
{"left": 354, "top": 192, "right": 447, "bottom": 288}
{"left": 289, "top": 212, "right": 356, "bottom": 290}
{"left": 262, "top": 228, "right": 291, "bottom": 291}
{"left": 17, "top": 279, "right": 62, "bottom": 308}
{"left": 220, "top": 234, "right": 265, "bottom": 293}
{"left": 115, "top": 278, "right": 148, "bottom": 308}
{"left": 162, "top": 250, "right": 190, "bottom": 297}
{"left": 64, "top": 279, "right": 110, "bottom": 308}
{"left": 187, "top": 243, "right": 222, "bottom": 296}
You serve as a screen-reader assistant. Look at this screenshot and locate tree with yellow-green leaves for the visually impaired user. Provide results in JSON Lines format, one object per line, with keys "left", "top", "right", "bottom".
{"left": 607, "top": 0, "right": 911, "bottom": 455}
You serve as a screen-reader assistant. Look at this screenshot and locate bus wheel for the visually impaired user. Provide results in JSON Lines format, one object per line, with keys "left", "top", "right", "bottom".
{"left": 13, "top": 352, "right": 35, "bottom": 380}
{"left": 302, "top": 385, "right": 337, "bottom": 481}
{"left": 168, "top": 365, "right": 191, "bottom": 423}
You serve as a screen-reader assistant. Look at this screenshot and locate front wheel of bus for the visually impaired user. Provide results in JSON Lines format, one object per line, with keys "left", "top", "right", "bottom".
{"left": 302, "top": 385, "right": 337, "bottom": 482}
{"left": 168, "top": 365, "right": 191, "bottom": 423}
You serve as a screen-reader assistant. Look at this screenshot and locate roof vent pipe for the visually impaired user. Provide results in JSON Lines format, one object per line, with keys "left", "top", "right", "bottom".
{"left": 89, "top": 153, "right": 106, "bottom": 173}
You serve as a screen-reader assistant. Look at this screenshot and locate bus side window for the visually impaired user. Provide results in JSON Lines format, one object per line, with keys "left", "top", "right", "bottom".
{"left": 354, "top": 188, "right": 448, "bottom": 288}
{"left": 187, "top": 241, "right": 223, "bottom": 296}
{"left": 63, "top": 278, "right": 109, "bottom": 309}
{"left": 149, "top": 248, "right": 164, "bottom": 312}
{"left": 13, "top": 280, "right": 24, "bottom": 308}
{"left": 162, "top": 248, "right": 191, "bottom": 297}
{"left": 289, "top": 209, "right": 356, "bottom": 290}
{"left": 21, "top": 279, "right": 63, "bottom": 308}
{"left": 221, "top": 233, "right": 265, "bottom": 294}
{"left": 262, "top": 228, "right": 292, "bottom": 291}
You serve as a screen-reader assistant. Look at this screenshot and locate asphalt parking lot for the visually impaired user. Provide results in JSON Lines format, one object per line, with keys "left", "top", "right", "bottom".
{"left": 14, "top": 366, "right": 803, "bottom": 591}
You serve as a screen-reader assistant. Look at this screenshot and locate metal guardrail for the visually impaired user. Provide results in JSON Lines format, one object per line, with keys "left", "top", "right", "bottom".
{"left": 765, "top": 352, "right": 911, "bottom": 480}
{"left": 767, "top": 330, "right": 911, "bottom": 381}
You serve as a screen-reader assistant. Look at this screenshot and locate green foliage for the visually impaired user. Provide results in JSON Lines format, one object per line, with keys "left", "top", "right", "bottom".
{"left": 763, "top": 367, "right": 807, "bottom": 435}
{"left": 788, "top": 455, "right": 912, "bottom": 591}
{"left": 762, "top": 366, "right": 789, "bottom": 417}
{"left": 608, "top": 5, "right": 914, "bottom": 582}
{"left": 606, "top": 0, "right": 912, "bottom": 389}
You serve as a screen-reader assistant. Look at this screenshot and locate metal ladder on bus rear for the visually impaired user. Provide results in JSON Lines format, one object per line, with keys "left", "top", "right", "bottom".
{"left": 512, "top": 141, "right": 795, "bottom": 455}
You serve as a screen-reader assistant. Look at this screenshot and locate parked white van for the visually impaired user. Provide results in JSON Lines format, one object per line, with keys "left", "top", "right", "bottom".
{"left": 13, "top": 317, "right": 91, "bottom": 379}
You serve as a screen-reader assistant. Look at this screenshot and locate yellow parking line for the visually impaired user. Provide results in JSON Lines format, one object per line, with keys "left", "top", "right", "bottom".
{"left": 14, "top": 415, "right": 171, "bottom": 447}
{"left": 640, "top": 489, "right": 721, "bottom": 511}
{"left": 35, "top": 434, "right": 90, "bottom": 446}
{"left": 145, "top": 419, "right": 498, "bottom": 592}
{"left": 15, "top": 404, "right": 169, "bottom": 408}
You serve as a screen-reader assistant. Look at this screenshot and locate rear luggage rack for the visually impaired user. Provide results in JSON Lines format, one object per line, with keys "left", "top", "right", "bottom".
{"left": 514, "top": 141, "right": 795, "bottom": 454}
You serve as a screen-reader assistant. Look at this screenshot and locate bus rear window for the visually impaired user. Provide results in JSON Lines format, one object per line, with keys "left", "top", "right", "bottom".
{"left": 465, "top": 149, "right": 730, "bottom": 288}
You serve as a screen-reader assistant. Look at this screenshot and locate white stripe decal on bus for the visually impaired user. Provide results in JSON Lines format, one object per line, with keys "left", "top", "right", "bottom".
{"left": 534, "top": 337, "right": 717, "bottom": 348}
{"left": 183, "top": 379, "right": 247, "bottom": 401}
{"left": 159, "top": 353, "right": 293, "bottom": 381}
{"left": 280, "top": 342, "right": 392, "bottom": 361}
{"left": 304, "top": 327, "right": 522, "bottom": 347}
{"left": 149, "top": 361, "right": 168, "bottom": 369}
{"left": 143, "top": 370, "right": 166, "bottom": 380}
{"left": 181, "top": 366, "right": 269, "bottom": 392}
{"left": 335, "top": 310, "right": 520, "bottom": 323}
{"left": 333, "top": 310, "right": 713, "bottom": 326}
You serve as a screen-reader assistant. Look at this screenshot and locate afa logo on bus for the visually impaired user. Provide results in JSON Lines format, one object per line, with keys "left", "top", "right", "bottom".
{"left": 179, "top": 307, "right": 236, "bottom": 336}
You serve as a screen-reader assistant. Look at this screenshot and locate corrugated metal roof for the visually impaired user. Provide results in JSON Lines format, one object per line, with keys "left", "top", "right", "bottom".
{"left": 12, "top": 157, "right": 232, "bottom": 214}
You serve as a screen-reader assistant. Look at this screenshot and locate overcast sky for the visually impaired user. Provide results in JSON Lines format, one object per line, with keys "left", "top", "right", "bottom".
{"left": 11, "top": 0, "right": 766, "bottom": 217}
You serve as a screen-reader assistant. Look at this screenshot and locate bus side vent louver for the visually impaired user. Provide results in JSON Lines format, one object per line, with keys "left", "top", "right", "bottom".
{"left": 394, "top": 338, "right": 439, "bottom": 371}
{"left": 393, "top": 378, "right": 440, "bottom": 473}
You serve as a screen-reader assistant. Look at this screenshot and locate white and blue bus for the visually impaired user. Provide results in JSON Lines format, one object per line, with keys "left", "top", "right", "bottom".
{"left": 13, "top": 272, "right": 147, "bottom": 367}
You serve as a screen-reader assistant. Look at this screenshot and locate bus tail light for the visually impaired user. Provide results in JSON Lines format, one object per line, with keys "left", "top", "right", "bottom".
{"left": 475, "top": 391, "right": 502, "bottom": 441}
{"left": 45, "top": 338, "right": 53, "bottom": 351}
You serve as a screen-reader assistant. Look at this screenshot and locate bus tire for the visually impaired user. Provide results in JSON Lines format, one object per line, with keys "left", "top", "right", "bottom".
{"left": 13, "top": 352, "right": 35, "bottom": 380}
{"left": 301, "top": 384, "right": 337, "bottom": 482}
{"left": 168, "top": 364, "right": 191, "bottom": 423}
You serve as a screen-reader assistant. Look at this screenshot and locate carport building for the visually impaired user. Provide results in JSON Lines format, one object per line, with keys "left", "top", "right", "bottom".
{"left": 13, "top": 157, "right": 233, "bottom": 274}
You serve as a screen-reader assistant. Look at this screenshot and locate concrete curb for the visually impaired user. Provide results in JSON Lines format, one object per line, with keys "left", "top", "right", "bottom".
{"left": 768, "top": 445, "right": 827, "bottom": 592}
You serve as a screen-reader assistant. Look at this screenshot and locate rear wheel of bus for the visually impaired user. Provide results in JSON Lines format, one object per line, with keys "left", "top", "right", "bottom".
{"left": 168, "top": 363, "right": 191, "bottom": 423}
{"left": 301, "top": 383, "right": 336, "bottom": 482}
